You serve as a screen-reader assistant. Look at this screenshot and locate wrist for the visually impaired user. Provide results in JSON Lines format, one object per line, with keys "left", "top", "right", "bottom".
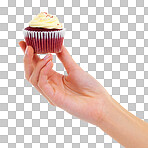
{"left": 95, "top": 93, "right": 113, "bottom": 127}
{"left": 96, "top": 96, "right": 127, "bottom": 145}
{"left": 97, "top": 95, "right": 127, "bottom": 129}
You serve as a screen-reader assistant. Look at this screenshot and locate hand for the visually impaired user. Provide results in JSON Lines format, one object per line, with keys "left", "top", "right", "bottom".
{"left": 19, "top": 41, "right": 148, "bottom": 148}
{"left": 19, "top": 41, "right": 111, "bottom": 125}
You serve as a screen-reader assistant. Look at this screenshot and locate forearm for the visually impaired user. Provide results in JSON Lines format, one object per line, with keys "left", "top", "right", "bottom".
{"left": 97, "top": 96, "right": 148, "bottom": 148}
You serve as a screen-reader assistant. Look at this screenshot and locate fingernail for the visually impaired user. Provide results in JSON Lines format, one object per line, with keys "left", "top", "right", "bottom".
{"left": 46, "top": 60, "right": 52, "bottom": 66}
{"left": 25, "top": 46, "right": 29, "bottom": 55}
{"left": 44, "top": 54, "right": 51, "bottom": 60}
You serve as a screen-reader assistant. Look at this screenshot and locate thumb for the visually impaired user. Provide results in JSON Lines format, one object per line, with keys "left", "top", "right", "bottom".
{"left": 56, "top": 45, "right": 81, "bottom": 74}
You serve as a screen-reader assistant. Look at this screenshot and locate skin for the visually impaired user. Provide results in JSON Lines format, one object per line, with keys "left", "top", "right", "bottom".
{"left": 19, "top": 41, "right": 148, "bottom": 148}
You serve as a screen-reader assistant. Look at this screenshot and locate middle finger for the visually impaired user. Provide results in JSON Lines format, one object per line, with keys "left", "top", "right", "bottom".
{"left": 24, "top": 46, "right": 34, "bottom": 81}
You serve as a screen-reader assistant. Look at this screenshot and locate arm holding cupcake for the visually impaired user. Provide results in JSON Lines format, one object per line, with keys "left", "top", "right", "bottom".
{"left": 19, "top": 41, "right": 148, "bottom": 148}
{"left": 20, "top": 12, "right": 148, "bottom": 148}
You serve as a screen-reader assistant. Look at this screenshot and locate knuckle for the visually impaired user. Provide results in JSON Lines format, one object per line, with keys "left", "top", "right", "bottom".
{"left": 23, "top": 55, "right": 27, "bottom": 62}
{"left": 36, "top": 60, "right": 41, "bottom": 68}
{"left": 38, "top": 79, "right": 43, "bottom": 88}
{"left": 29, "top": 77, "right": 34, "bottom": 85}
{"left": 34, "top": 60, "right": 45, "bottom": 73}
{"left": 40, "top": 68, "right": 44, "bottom": 75}
{"left": 25, "top": 74, "right": 29, "bottom": 81}
{"left": 37, "top": 59, "right": 45, "bottom": 67}
{"left": 28, "top": 74, "right": 39, "bottom": 87}
{"left": 48, "top": 101, "right": 55, "bottom": 106}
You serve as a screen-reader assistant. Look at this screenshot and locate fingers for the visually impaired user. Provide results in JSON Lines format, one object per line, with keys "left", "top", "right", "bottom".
{"left": 19, "top": 41, "right": 26, "bottom": 53}
{"left": 38, "top": 61, "right": 55, "bottom": 100}
{"left": 56, "top": 45, "right": 81, "bottom": 74}
{"left": 29, "top": 53, "right": 53, "bottom": 86}
{"left": 19, "top": 41, "right": 40, "bottom": 66}
{"left": 30, "top": 55, "right": 56, "bottom": 106}
{"left": 19, "top": 41, "right": 55, "bottom": 106}
{"left": 23, "top": 46, "right": 34, "bottom": 81}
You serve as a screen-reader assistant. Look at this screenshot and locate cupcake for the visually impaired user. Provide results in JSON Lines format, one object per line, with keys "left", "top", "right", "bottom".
{"left": 23, "top": 12, "right": 65, "bottom": 54}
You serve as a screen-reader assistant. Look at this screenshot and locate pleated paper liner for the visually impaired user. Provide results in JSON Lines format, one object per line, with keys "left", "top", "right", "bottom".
{"left": 23, "top": 28, "right": 66, "bottom": 54}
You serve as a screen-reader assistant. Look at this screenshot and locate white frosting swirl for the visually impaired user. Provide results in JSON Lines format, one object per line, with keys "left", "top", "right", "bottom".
{"left": 29, "top": 12, "right": 63, "bottom": 29}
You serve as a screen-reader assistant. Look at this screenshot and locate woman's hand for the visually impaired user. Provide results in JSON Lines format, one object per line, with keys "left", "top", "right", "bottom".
{"left": 19, "top": 41, "right": 148, "bottom": 147}
{"left": 19, "top": 41, "right": 111, "bottom": 125}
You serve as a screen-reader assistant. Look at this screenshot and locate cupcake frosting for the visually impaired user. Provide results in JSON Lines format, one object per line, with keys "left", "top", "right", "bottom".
{"left": 29, "top": 12, "right": 63, "bottom": 29}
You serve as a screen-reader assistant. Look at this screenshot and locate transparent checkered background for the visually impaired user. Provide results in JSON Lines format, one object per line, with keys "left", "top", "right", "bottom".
{"left": 0, "top": 0, "right": 148, "bottom": 147}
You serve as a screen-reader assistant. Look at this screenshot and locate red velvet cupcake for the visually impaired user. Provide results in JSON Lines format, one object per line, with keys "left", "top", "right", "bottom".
{"left": 23, "top": 12, "right": 65, "bottom": 54}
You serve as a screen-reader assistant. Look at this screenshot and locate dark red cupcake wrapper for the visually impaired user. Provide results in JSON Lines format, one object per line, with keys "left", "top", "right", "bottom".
{"left": 23, "top": 29, "right": 65, "bottom": 54}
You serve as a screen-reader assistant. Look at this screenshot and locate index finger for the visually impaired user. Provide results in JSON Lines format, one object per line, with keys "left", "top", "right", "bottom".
{"left": 19, "top": 41, "right": 41, "bottom": 66}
